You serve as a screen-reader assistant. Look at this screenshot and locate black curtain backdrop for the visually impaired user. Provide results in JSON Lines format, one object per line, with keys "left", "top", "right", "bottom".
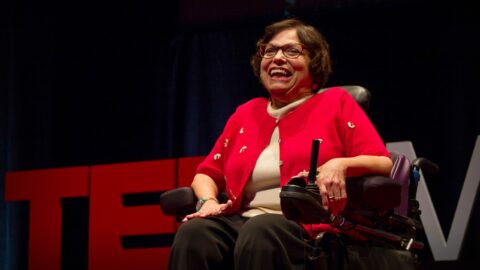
{"left": 2, "top": 0, "right": 480, "bottom": 269}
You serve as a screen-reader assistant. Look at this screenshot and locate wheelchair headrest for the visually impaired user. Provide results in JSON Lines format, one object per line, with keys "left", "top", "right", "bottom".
{"left": 321, "top": 85, "right": 371, "bottom": 112}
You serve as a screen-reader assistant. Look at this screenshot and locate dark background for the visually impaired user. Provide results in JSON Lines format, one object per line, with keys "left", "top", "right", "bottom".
{"left": 1, "top": 0, "right": 479, "bottom": 269}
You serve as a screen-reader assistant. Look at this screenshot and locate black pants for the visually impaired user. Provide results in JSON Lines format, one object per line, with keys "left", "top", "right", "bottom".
{"left": 168, "top": 214, "right": 417, "bottom": 270}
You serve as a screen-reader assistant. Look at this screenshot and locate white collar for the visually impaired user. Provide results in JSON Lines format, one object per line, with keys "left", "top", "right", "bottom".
{"left": 267, "top": 94, "right": 313, "bottom": 119}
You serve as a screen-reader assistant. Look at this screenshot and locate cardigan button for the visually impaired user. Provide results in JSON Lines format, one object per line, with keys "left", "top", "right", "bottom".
{"left": 279, "top": 160, "right": 284, "bottom": 166}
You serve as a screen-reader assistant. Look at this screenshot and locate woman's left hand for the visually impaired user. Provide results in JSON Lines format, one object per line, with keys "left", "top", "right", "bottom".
{"left": 316, "top": 158, "right": 348, "bottom": 215}
{"left": 181, "top": 199, "right": 233, "bottom": 222}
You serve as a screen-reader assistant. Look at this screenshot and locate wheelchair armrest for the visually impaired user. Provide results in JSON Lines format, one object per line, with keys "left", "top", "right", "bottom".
{"left": 281, "top": 174, "right": 401, "bottom": 224}
{"left": 159, "top": 187, "right": 197, "bottom": 218}
{"left": 346, "top": 175, "right": 401, "bottom": 210}
{"left": 159, "top": 187, "right": 229, "bottom": 218}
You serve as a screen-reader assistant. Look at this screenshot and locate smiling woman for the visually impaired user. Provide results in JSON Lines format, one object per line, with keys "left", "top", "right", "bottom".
{"left": 167, "top": 18, "right": 411, "bottom": 270}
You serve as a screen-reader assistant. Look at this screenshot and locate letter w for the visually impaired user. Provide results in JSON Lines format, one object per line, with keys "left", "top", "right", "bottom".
{"left": 387, "top": 135, "right": 480, "bottom": 261}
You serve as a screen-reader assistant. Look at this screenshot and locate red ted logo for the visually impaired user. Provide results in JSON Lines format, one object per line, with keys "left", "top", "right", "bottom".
{"left": 5, "top": 156, "right": 204, "bottom": 270}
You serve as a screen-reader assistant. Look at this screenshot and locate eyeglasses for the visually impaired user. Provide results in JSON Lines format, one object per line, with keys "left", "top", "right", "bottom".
{"left": 259, "top": 43, "right": 308, "bottom": 59}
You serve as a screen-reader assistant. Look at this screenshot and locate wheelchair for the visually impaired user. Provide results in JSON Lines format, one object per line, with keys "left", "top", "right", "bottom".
{"left": 159, "top": 86, "right": 438, "bottom": 268}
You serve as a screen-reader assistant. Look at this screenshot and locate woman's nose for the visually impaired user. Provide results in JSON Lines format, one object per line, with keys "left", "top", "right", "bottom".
{"left": 272, "top": 49, "right": 287, "bottom": 62}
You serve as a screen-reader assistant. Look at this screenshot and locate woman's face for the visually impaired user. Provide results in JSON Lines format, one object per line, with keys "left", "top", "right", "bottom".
{"left": 260, "top": 29, "right": 313, "bottom": 108}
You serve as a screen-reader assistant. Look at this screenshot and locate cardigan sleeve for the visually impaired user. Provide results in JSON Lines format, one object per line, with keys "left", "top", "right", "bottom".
{"left": 336, "top": 89, "right": 390, "bottom": 158}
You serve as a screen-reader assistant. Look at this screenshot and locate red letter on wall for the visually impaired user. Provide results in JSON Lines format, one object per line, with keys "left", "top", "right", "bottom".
{"left": 5, "top": 167, "right": 90, "bottom": 270}
{"left": 88, "top": 160, "right": 176, "bottom": 270}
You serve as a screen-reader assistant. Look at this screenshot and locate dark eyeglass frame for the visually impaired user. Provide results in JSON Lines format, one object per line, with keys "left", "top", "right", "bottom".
{"left": 258, "top": 43, "right": 309, "bottom": 59}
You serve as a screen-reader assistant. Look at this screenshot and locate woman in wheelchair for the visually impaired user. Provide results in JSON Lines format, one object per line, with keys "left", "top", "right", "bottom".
{"left": 169, "top": 18, "right": 417, "bottom": 270}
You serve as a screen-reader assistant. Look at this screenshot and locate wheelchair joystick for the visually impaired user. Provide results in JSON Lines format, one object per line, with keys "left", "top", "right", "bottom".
{"left": 306, "top": 139, "right": 321, "bottom": 194}
{"left": 307, "top": 139, "right": 321, "bottom": 184}
{"left": 280, "top": 139, "right": 331, "bottom": 224}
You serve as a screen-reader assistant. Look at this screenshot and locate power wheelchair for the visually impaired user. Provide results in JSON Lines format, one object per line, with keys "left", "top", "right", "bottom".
{"left": 159, "top": 85, "right": 438, "bottom": 268}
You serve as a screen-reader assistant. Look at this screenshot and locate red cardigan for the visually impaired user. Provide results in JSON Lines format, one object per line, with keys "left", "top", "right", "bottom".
{"left": 196, "top": 87, "right": 390, "bottom": 231}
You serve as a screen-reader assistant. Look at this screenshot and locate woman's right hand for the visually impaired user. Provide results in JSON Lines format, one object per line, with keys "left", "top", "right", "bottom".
{"left": 182, "top": 199, "right": 233, "bottom": 222}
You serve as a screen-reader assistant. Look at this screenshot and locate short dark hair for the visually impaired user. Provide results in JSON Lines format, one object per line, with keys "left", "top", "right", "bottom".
{"left": 250, "top": 19, "right": 332, "bottom": 90}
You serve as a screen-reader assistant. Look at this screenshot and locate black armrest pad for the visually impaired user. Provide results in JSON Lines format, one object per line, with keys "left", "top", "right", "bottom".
{"left": 159, "top": 187, "right": 197, "bottom": 217}
{"left": 346, "top": 175, "right": 401, "bottom": 210}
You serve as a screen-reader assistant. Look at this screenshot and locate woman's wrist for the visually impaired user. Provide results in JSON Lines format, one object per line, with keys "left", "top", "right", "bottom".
{"left": 195, "top": 197, "right": 219, "bottom": 211}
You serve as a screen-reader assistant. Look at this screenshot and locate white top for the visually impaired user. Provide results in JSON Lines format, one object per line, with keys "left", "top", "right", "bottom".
{"left": 241, "top": 95, "right": 313, "bottom": 218}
